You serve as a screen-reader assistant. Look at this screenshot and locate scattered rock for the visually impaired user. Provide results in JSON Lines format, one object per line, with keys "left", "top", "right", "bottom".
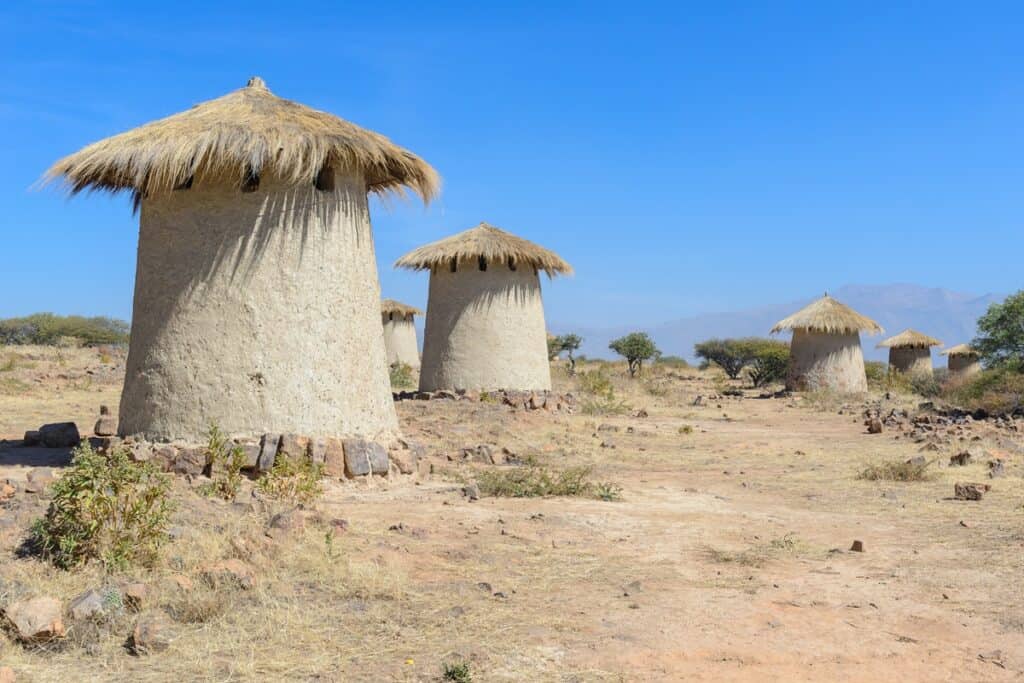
{"left": 24, "top": 469, "right": 54, "bottom": 494}
{"left": 93, "top": 405, "right": 117, "bottom": 436}
{"left": 172, "top": 447, "right": 206, "bottom": 476}
{"left": 463, "top": 483, "right": 480, "bottom": 501}
{"left": 4, "top": 597, "right": 65, "bottom": 642}
{"left": 38, "top": 422, "right": 80, "bottom": 448}
{"left": 849, "top": 540, "right": 864, "bottom": 552}
{"left": 905, "top": 455, "right": 926, "bottom": 466}
{"left": 949, "top": 451, "right": 973, "bottom": 467}
{"left": 461, "top": 444, "right": 494, "bottom": 464}
{"left": 954, "top": 482, "right": 990, "bottom": 501}
{"left": 866, "top": 418, "right": 883, "bottom": 434}
{"left": 267, "top": 509, "right": 306, "bottom": 540}
{"left": 600, "top": 440, "right": 616, "bottom": 449}
{"left": 68, "top": 588, "right": 113, "bottom": 621}
{"left": 121, "top": 582, "right": 149, "bottom": 611}
{"left": 131, "top": 612, "right": 175, "bottom": 654}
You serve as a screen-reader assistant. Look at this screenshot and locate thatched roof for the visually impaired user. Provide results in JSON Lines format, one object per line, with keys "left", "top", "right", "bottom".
{"left": 770, "top": 294, "right": 883, "bottom": 335}
{"left": 877, "top": 329, "right": 942, "bottom": 349}
{"left": 44, "top": 76, "right": 439, "bottom": 203}
{"left": 394, "top": 222, "right": 573, "bottom": 277}
{"left": 381, "top": 299, "right": 422, "bottom": 317}
{"left": 940, "top": 343, "right": 979, "bottom": 358}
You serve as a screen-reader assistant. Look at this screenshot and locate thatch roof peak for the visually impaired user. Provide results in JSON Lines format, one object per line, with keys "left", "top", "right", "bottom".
{"left": 877, "top": 329, "right": 942, "bottom": 349}
{"left": 771, "top": 294, "right": 883, "bottom": 335}
{"left": 940, "top": 343, "right": 979, "bottom": 357}
{"left": 394, "top": 222, "right": 573, "bottom": 277}
{"left": 44, "top": 76, "right": 440, "bottom": 204}
{"left": 381, "top": 299, "right": 422, "bottom": 317}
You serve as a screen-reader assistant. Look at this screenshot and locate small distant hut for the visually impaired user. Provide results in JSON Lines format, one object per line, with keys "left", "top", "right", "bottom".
{"left": 876, "top": 329, "right": 942, "bottom": 376}
{"left": 381, "top": 299, "right": 422, "bottom": 369}
{"left": 45, "top": 77, "right": 439, "bottom": 442}
{"left": 770, "top": 294, "right": 883, "bottom": 393}
{"left": 395, "top": 222, "right": 572, "bottom": 392}
{"left": 941, "top": 344, "right": 982, "bottom": 379}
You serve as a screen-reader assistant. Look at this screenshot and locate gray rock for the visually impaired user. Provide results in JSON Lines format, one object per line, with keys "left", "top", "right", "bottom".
{"left": 343, "top": 439, "right": 388, "bottom": 477}
{"left": 24, "top": 468, "right": 54, "bottom": 494}
{"left": 277, "top": 433, "right": 309, "bottom": 461}
{"left": 987, "top": 459, "right": 1006, "bottom": 478}
{"left": 93, "top": 414, "right": 117, "bottom": 437}
{"left": 68, "top": 589, "right": 106, "bottom": 621}
{"left": 308, "top": 437, "right": 327, "bottom": 466}
{"left": 234, "top": 441, "right": 261, "bottom": 470}
{"left": 172, "top": 447, "right": 206, "bottom": 476}
{"left": 463, "top": 483, "right": 480, "bottom": 501}
{"left": 954, "top": 482, "right": 990, "bottom": 501}
{"left": 257, "top": 433, "right": 280, "bottom": 473}
{"left": 38, "top": 422, "right": 80, "bottom": 448}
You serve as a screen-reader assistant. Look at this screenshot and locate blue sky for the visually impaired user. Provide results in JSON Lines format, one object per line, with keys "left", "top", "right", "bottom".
{"left": 2, "top": 1, "right": 1021, "bottom": 328}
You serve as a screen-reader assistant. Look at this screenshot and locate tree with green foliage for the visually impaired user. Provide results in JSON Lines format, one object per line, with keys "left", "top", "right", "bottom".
{"left": 557, "top": 333, "right": 583, "bottom": 374}
{"left": 609, "top": 332, "right": 660, "bottom": 377}
{"left": 973, "top": 290, "right": 1024, "bottom": 370}
{"left": 741, "top": 338, "right": 790, "bottom": 387}
{"left": 0, "top": 313, "right": 129, "bottom": 346}
{"left": 693, "top": 338, "right": 749, "bottom": 379}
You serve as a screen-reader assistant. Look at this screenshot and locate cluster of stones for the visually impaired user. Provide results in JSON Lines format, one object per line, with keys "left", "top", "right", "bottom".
{"left": 393, "top": 388, "right": 577, "bottom": 413}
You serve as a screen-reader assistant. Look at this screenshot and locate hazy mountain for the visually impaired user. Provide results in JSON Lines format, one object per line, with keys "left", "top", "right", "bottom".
{"left": 553, "top": 284, "right": 1003, "bottom": 363}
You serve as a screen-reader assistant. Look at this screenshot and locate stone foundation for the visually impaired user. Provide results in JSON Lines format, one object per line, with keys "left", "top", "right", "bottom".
{"left": 393, "top": 388, "right": 577, "bottom": 413}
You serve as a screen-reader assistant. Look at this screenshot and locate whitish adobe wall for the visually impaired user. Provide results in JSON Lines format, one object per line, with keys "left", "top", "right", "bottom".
{"left": 119, "top": 171, "right": 398, "bottom": 442}
{"left": 888, "top": 347, "right": 933, "bottom": 376}
{"left": 787, "top": 330, "right": 868, "bottom": 393}
{"left": 382, "top": 314, "right": 420, "bottom": 368}
{"left": 419, "top": 262, "right": 551, "bottom": 391}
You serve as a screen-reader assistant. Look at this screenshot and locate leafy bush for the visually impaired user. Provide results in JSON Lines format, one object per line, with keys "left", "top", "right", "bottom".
{"left": 609, "top": 332, "right": 660, "bottom": 377}
{"left": 864, "top": 361, "right": 887, "bottom": 385}
{"left": 656, "top": 355, "right": 690, "bottom": 369}
{"left": 576, "top": 368, "right": 630, "bottom": 415}
{"left": 858, "top": 459, "right": 932, "bottom": 482}
{"left": 694, "top": 339, "right": 748, "bottom": 379}
{"left": 548, "top": 333, "right": 583, "bottom": 374}
{"left": 0, "top": 313, "right": 129, "bottom": 346}
{"left": 31, "top": 444, "right": 174, "bottom": 569}
{"left": 442, "top": 661, "right": 473, "bottom": 682}
{"left": 973, "top": 290, "right": 1024, "bottom": 369}
{"left": 201, "top": 424, "right": 247, "bottom": 500}
{"left": 945, "top": 366, "right": 1024, "bottom": 415}
{"left": 476, "top": 465, "right": 620, "bottom": 500}
{"left": 743, "top": 339, "right": 790, "bottom": 387}
{"left": 257, "top": 456, "right": 323, "bottom": 504}
{"left": 389, "top": 362, "right": 415, "bottom": 390}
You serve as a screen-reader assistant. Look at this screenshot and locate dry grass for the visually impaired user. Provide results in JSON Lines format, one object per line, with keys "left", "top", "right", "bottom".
{"left": 395, "top": 222, "right": 572, "bottom": 276}
{"left": 771, "top": 294, "right": 883, "bottom": 335}
{"left": 858, "top": 459, "right": 933, "bottom": 481}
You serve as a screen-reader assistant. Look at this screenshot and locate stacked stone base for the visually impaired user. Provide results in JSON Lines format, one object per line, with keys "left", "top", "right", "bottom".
{"left": 394, "top": 388, "right": 577, "bottom": 413}
{"left": 87, "top": 433, "right": 426, "bottom": 481}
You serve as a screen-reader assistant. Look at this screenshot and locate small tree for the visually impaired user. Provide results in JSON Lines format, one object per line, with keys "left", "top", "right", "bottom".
{"left": 558, "top": 333, "right": 583, "bottom": 375}
{"left": 973, "top": 290, "right": 1024, "bottom": 370}
{"left": 609, "top": 332, "right": 660, "bottom": 377}
{"left": 741, "top": 339, "right": 790, "bottom": 387}
{"left": 693, "top": 339, "right": 748, "bottom": 379}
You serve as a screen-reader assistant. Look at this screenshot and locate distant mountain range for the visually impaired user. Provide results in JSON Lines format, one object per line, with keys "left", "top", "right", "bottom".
{"left": 552, "top": 284, "right": 1004, "bottom": 363}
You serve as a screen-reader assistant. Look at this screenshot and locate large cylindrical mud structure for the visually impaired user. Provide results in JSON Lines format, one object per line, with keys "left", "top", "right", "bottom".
{"left": 787, "top": 330, "right": 868, "bottom": 392}
{"left": 419, "top": 263, "right": 551, "bottom": 391}
{"left": 382, "top": 311, "right": 421, "bottom": 369}
{"left": 46, "top": 76, "right": 439, "bottom": 443}
{"left": 119, "top": 171, "right": 397, "bottom": 442}
{"left": 888, "top": 346, "right": 932, "bottom": 376}
{"left": 948, "top": 354, "right": 982, "bottom": 378}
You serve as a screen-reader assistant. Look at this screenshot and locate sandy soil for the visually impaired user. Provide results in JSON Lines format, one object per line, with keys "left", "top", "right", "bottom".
{"left": 0, "top": 351, "right": 1021, "bottom": 681}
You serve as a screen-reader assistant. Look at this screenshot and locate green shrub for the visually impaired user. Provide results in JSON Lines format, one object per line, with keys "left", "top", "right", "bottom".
{"left": 442, "top": 661, "right": 473, "bottom": 682}
{"left": 576, "top": 368, "right": 631, "bottom": 415}
{"left": 656, "top": 355, "right": 690, "bottom": 369}
{"left": 31, "top": 444, "right": 174, "bottom": 570}
{"left": 0, "top": 313, "right": 129, "bottom": 346}
{"left": 945, "top": 366, "right": 1024, "bottom": 415}
{"left": 388, "top": 362, "right": 415, "bottom": 390}
{"left": 743, "top": 339, "right": 790, "bottom": 387}
{"left": 257, "top": 456, "right": 323, "bottom": 505}
{"left": 694, "top": 339, "right": 748, "bottom": 379}
{"left": 548, "top": 333, "right": 583, "bottom": 374}
{"left": 864, "top": 361, "right": 887, "bottom": 385}
{"left": 201, "top": 424, "right": 247, "bottom": 500}
{"left": 609, "top": 332, "right": 660, "bottom": 377}
{"left": 476, "top": 465, "right": 620, "bottom": 500}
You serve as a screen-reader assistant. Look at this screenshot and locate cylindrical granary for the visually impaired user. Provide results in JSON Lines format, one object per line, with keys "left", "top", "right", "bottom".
{"left": 45, "top": 76, "right": 439, "bottom": 443}
{"left": 395, "top": 222, "right": 571, "bottom": 393}
{"left": 381, "top": 300, "right": 421, "bottom": 369}
{"left": 942, "top": 344, "right": 982, "bottom": 379}
{"left": 877, "top": 329, "right": 941, "bottom": 377}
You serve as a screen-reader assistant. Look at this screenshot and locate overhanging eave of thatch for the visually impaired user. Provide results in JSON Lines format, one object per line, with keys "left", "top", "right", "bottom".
{"left": 770, "top": 294, "right": 883, "bottom": 336}
{"left": 381, "top": 299, "right": 422, "bottom": 317}
{"left": 877, "top": 329, "right": 942, "bottom": 349}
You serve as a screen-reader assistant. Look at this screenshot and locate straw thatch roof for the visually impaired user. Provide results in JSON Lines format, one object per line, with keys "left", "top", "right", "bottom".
{"left": 940, "top": 343, "right": 979, "bottom": 357}
{"left": 44, "top": 76, "right": 439, "bottom": 203}
{"left": 876, "top": 329, "right": 942, "bottom": 349}
{"left": 381, "top": 299, "right": 422, "bottom": 317}
{"left": 394, "top": 222, "right": 573, "bottom": 277}
{"left": 770, "top": 294, "right": 883, "bottom": 335}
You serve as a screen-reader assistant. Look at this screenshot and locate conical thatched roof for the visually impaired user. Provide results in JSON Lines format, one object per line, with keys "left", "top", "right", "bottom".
{"left": 394, "top": 222, "right": 573, "bottom": 277}
{"left": 381, "top": 299, "right": 422, "bottom": 317}
{"left": 940, "top": 343, "right": 979, "bottom": 357}
{"left": 770, "top": 294, "right": 883, "bottom": 335}
{"left": 877, "top": 329, "right": 942, "bottom": 349}
{"left": 44, "top": 77, "right": 439, "bottom": 203}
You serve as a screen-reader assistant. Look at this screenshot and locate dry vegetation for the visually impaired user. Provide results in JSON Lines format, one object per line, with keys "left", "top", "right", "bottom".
{"left": 0, "top": 355, "right": 1022, "bottom": 681}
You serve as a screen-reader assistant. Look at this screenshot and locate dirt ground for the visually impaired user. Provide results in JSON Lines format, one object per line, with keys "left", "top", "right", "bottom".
{"left": 0, "top": 347, "right": 1022, "bottom": 681}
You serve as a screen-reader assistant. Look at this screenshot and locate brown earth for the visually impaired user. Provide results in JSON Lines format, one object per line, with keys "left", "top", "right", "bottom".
{"left": 0, "top": 347, "right": 1021, "bottom": 681}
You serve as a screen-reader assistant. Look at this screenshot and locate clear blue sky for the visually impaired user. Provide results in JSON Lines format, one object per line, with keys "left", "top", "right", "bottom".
{"left": 2, "top": 2, "right": 1021, "bottom": 328}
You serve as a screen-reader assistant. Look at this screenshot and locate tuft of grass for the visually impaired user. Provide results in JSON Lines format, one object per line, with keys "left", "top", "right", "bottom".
{"left": 577, "top": 368, "right": 631, "bottom": 416}
{"left": 442, "top": 661, "right": 473, "bottom": 682}
{"left": 30, "top": 443, "right": 174, "bottom": 570}
{"left": 0, "top": 354, "right": 16, "bottom": 372}
{"left": 257, "top": 456, "right": 323, "bottom": 505}
{"left": 678, "top": 424, "right": 694, "bottom": 435}
{"left": 476, "top": 465, "right": 621, "bottom": 501}
{"left": 707, "top": 533, "right": 806, "bottom": 569}
{"left": 858, "top": 460, "right": 932, "bottom": 482}
{"left": 389, "top": 362, "right": 415, "bottom": 390}
{"left": 200, "top": 423, "right": 248, "bottom": 500}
